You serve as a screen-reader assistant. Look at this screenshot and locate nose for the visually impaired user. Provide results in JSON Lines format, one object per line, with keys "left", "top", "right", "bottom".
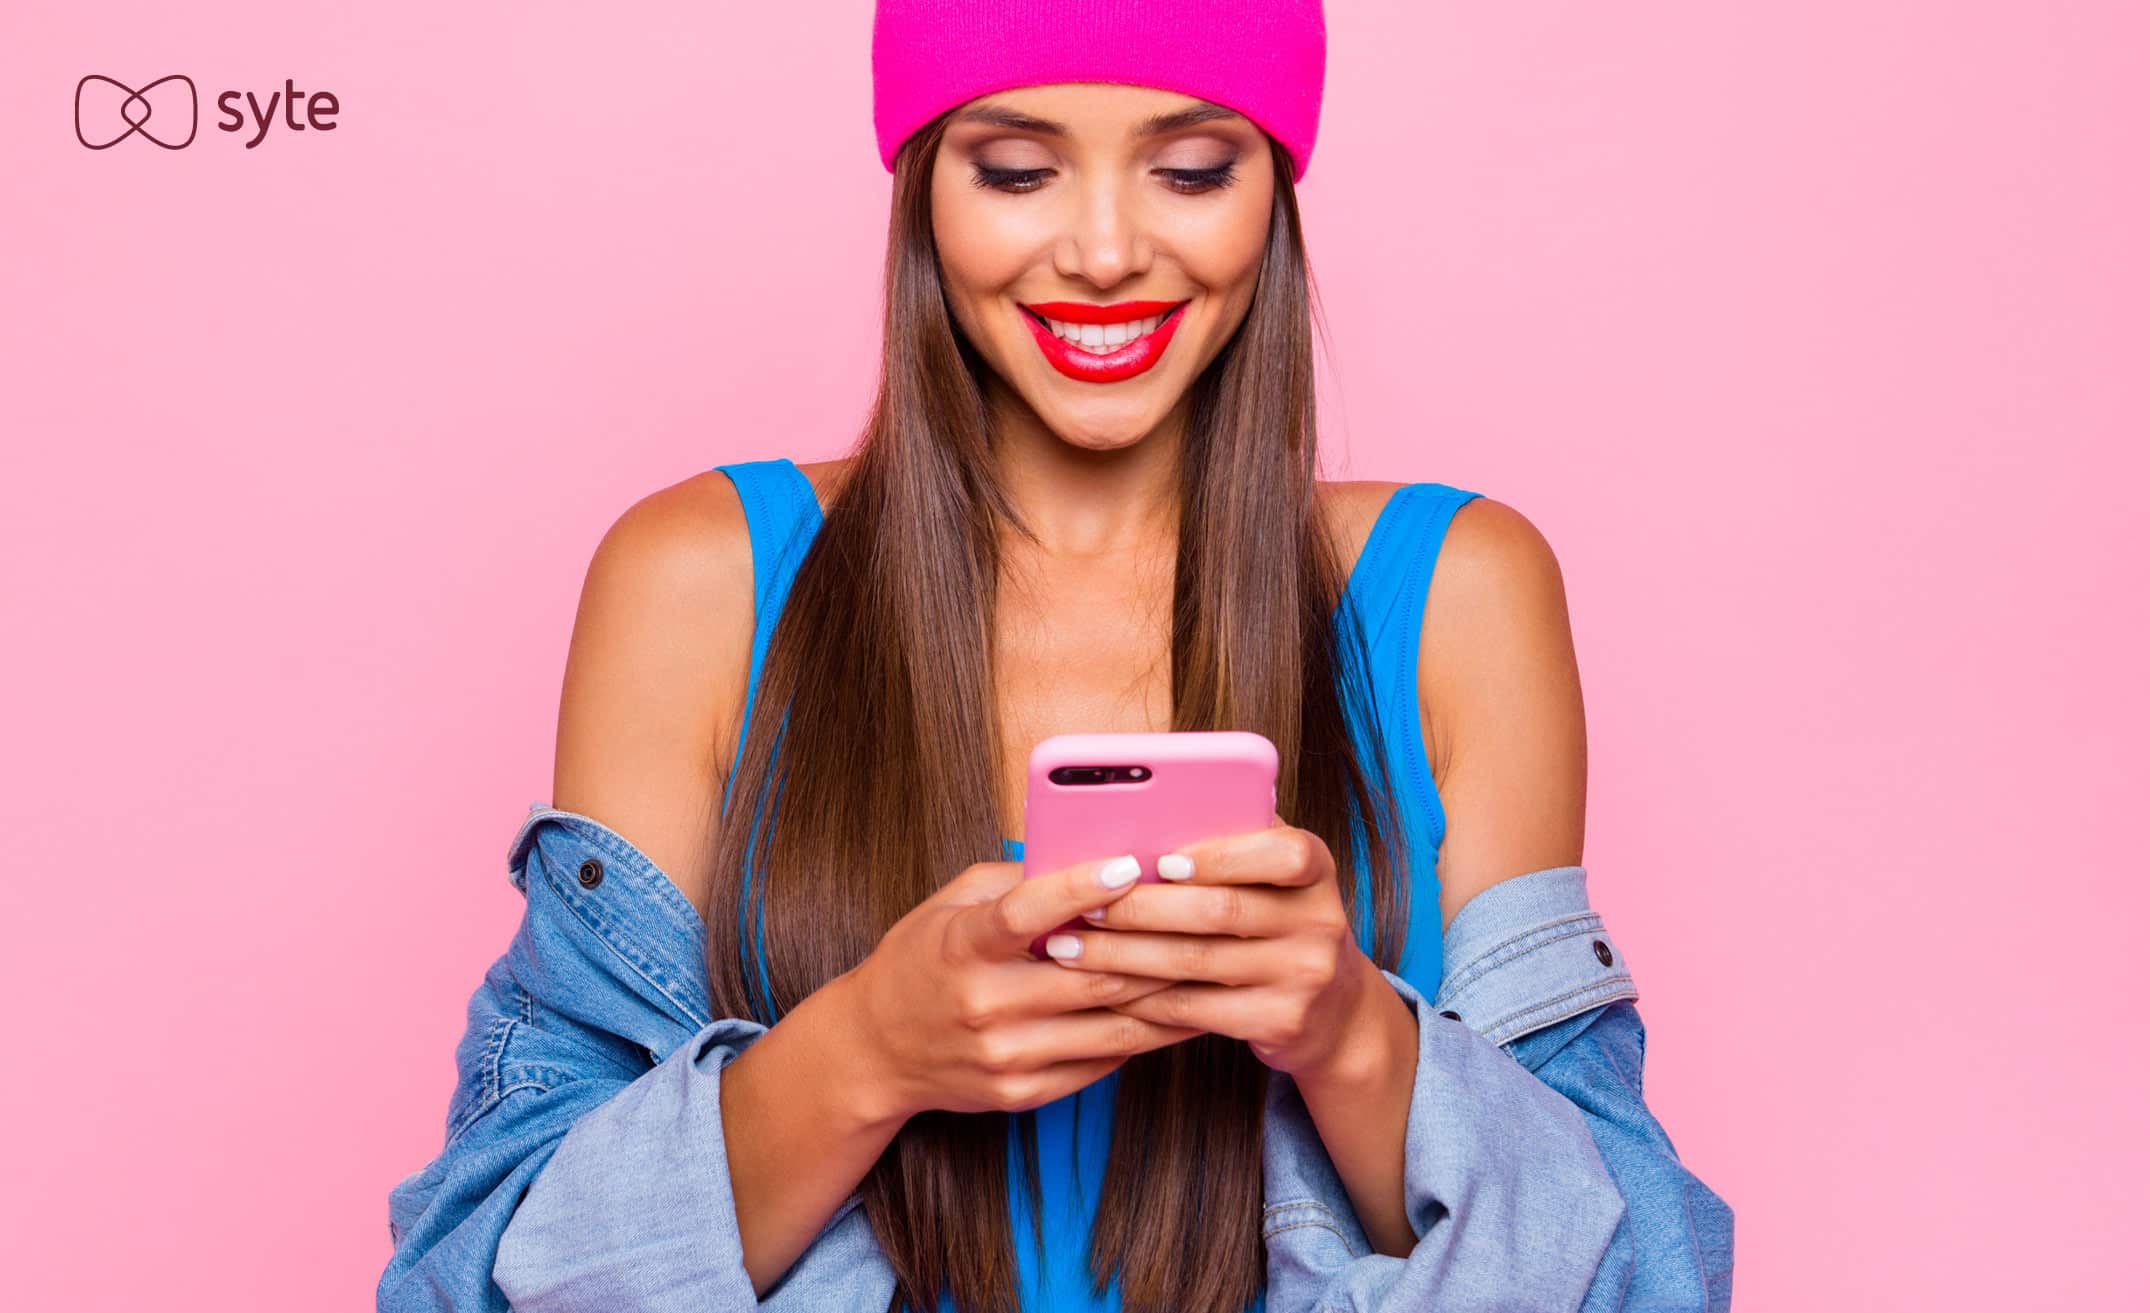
{"left": 1053, "top": 172, "right": 1149, "bottom": 290}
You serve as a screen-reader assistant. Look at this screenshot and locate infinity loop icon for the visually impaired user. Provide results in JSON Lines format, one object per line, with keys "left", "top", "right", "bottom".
{"left": 76, "top": 74, "right": 197, "bottom": 149}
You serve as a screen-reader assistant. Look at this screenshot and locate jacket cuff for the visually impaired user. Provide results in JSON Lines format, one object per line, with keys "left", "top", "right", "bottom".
{"left": 492, "top": 1015, "right": 772, "bottom": 1312}
{"left": 1431, "top": 865, "right": 1639, "bottom": 1047}
{"left": 1262, "top": 968, "right": 1628, "bottom": 1311}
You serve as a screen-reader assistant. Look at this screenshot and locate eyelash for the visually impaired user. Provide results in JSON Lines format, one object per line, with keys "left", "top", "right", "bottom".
{"left": 968, "top": 162, "right": 1240, "bottom": 195}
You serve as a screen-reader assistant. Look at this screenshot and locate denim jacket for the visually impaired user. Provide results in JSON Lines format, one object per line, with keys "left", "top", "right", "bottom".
{"left": 380, "top": 805, "right": 1734, "bottom": 1312}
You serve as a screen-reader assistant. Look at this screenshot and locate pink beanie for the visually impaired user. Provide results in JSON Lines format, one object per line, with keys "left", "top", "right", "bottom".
{"left": 871, "top": 0, "right": 1327, "bottom": 183}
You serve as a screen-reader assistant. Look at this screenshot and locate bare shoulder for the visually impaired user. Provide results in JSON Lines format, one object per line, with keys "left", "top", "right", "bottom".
{"left": 1426, "top": 495, "right": 1571, "bottom": 630}
{"left": 1416, "top": 495, "right": 1587, "bottom": 916}
{"left": 592, "top": 468, "right": 764, "bottom": 599}
{"left": 552, "top": 467, "right": 767, "bottom": 920}
{"left": 1417, "top": 494, "right": 1577, "bottom": 744}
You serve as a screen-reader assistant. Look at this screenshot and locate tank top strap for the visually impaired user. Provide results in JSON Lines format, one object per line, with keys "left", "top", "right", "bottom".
{"left": 711, "top": 458, "right": 825, "bottom": 812}
{"left": 711, "top": 458, "right": 826, "bottom": 1020}
{"left": 1340, "top": 481, "right": 1485, "bottom": 657}
{"left": 1337, "top": 481, "right": 1484, "bottom": 999}
{"left": 712, "top": 457, "right": 825, "bottom": 666}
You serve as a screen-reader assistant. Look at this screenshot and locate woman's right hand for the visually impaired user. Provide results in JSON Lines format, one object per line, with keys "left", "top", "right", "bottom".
{"left": 835, "top": 854, "right": 1202, "bottom": 1123}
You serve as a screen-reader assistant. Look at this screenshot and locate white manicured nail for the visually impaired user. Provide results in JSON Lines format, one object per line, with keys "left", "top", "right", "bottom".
{"left": 1045, "top": 933, "right": 1083, "bottom": 959}
{"left": 1097, "top": 855, "right": 1141, "bottom": 887}
{"left": 1081, "top": 906, "right": 1108, "bottom": 921}
{"left": 1157, "top": 853, "right": 1194, "bottom": 881}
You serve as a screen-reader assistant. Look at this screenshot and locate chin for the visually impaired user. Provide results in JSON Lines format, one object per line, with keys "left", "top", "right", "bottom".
{"left": 1037, "top": 412, "right": 1163, "bottom": 452}
{"left": 1034, "top": 390, "right": 1179, "bottom": 448}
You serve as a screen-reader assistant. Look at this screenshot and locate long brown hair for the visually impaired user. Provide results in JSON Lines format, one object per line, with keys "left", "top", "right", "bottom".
{"left": 702, "top": 105, "right": 1413, "bottom": 1313}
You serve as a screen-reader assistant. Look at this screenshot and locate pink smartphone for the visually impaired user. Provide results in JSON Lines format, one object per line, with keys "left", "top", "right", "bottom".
{"left": 1020, "top": 730, "right": 1280, "bottom": 960}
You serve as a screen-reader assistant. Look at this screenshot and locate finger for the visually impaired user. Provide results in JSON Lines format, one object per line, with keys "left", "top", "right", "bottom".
{"left": 1077, "top": 882, "right": 1301, "bottom": 937}
{"left": 1107, "top": 981, "right": 1266, "bottom": 1043}
{"left": 1000, "top": 1046, "right": 1205, "bottom": 1113}
{"left": 1040, "top": 928, "right": 1282, "bottom": 986}
{"left": 960, "top": 851, "right": 1145, "bottom": 959}
{"left": 998, "top": 1055, "right": 1129, "bottom": 1112}
{"left": 987, "top": 1009, "right": 1207, "bottom": 1069}
{"left": 1151, "top": 824, "right": 1331, "bottom": 889}
{"left": 993, "top": 959, "right": 1182, "bottom": 1016}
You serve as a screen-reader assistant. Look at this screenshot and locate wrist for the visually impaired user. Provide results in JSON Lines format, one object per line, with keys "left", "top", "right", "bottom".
{"left": 807, "top": 967, "right": 916, "bottom": 1134}
{"left": 1297, "top": 956, "right": 1417, "bottom": 1101}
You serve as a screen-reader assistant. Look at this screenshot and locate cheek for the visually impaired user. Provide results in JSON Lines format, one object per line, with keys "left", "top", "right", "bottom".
{"left": 1152, "top": 183, "right": 1264, "bottom": 313}
{"left": 1170, "top": 187, "right": 1273, "bottom": 302}
{"left": 933, "top": 214, "right": 1050, "bottom": 359}
{"left": 931, "top": 180, "right": 1038, "bottom": 300}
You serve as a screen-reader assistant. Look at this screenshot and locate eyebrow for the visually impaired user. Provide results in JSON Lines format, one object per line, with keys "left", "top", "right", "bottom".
{"left": 952, "top": 102, "right": 1246, "bottom": 140}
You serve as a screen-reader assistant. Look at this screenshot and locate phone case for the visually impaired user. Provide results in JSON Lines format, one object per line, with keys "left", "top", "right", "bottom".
{"left": 1020, "top": 730, "right": 1280, "bottom": 960}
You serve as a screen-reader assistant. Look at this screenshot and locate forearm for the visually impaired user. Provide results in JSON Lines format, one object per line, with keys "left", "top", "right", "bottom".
{"left": 1291, "top": 954, "right": 1423, "bottom": 1258}
{"left": 720, "top": 970, "right": 909, "bottom": 1295}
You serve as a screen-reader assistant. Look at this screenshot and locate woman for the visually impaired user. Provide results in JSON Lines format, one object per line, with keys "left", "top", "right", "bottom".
{"left": 380, "top": 4, "right": 1733, "bottom": 1311}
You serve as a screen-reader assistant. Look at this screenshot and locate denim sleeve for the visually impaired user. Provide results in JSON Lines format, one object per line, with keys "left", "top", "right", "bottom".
{"left": 1261, "top": 967, "right": 1629, "bottom": 1311}
{"left": 1507, "top": 1004, "right": 1736, "bottom": 1312}
{"left": 1260, "top": 865, "right": 1736, "bottom": 1312}
{"left": 378, "top": 1004, "right": 772, "bottom": 1312}
{"left": 1435, "top": 865, "right": 1736, "bottom": 1312}
{"left": 488, "top": 1014, "right": 779, "bottom": 1311}
{"left": 377, "top": 808, "right": 778, "bottom": 1312}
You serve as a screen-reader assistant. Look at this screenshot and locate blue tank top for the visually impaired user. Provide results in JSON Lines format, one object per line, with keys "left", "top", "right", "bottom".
{"left": 712, "top": 457, "right": 1483, "bottom": 1313}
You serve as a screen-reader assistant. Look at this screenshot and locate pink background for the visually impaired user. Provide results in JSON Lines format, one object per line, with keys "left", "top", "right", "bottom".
{"left": 3, "top": 2, "right": 2143, "bottom": 1308}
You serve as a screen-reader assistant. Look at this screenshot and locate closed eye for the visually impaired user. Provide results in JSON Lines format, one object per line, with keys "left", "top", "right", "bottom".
{"left": 967, "top": 163, "right": 1242, "bottom": 195}
{"left": 1161, "top": 163, "right": 1239, "bottom": 194}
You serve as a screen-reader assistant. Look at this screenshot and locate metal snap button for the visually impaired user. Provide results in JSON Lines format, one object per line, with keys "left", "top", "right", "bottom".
{"left": 578, "top": 858, "right": 605, "bottom": 889}
{"left": 1592, "top": 939, "right": 1613, "bottom": 966}
{"left": 1437, "top": 1010, "right": 1462, "bottom": 1021}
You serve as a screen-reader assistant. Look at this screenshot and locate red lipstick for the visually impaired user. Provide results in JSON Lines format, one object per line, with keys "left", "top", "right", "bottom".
{"left": 1019, "top": 299, "right": 1190, "bottom": 383}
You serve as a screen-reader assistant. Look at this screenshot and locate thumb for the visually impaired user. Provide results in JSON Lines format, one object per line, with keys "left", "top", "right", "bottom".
{"left": 938, "top": 859, "right": 1024, "bottom": 908}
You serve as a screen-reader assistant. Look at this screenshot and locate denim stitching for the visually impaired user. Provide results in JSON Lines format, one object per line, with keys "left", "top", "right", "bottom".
{"left": 1434, "top": 912, "right": 1607, "bottom": 1001}
{"left": 536, "top": 846, "right": 712, "bottom": 1028}
{"left": 484, "top": 1016, "right": 512, "bottom": 1107}
{"left": 1484, "top": 977, "right": 1639, "bottom": 1046}
{"left": 550, "top": 877, "right": 682, "bottom": 994}
{"left": 530, "top": 809, "right": 706, "bottom": 941}
{"left": 1262, "top": 1200, "right": 1340, "bottom": 1221}
{"left": 1262, "top": 1217, "right": 1358, "bottom": 1245}
{"left": 550, "top": 869, "right": 698, "bottom": 1008}
{"left": 510, "top": 809, "right": 716, "bottom": 1028}
{"left": 1260, "top": 1198, "right": 1361, "bottom": 1246}
{"left": 1444, "top": 915, "right": 1599, "bottom": 988}
{"left": 444, "top": 1015, "right": 515, "bottom": 1147}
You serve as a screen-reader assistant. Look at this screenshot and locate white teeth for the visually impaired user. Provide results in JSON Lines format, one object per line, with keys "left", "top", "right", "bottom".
{"left": 1042, "top": 312, "right": 1167, "bottom": 352}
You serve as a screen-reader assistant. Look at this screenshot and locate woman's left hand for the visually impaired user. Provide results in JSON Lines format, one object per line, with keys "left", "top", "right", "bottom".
{"left": 1045, "top": 815, "right": 1386, "bottom": 1081}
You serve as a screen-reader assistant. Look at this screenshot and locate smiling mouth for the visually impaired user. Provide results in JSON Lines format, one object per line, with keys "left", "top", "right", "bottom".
{"left": 1021, "top": 301, "right": 1190, "bottom": 354}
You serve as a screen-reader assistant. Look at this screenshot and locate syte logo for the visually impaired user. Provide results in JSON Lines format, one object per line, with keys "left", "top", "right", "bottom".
{"left": 75, "top": 75, "right": 341, "bottom": 150}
